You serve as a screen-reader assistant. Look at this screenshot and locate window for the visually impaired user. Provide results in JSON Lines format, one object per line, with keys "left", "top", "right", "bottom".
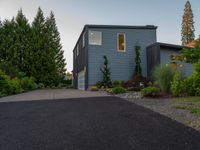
{"left": 117, "top": 33, "right": 126, "bottom": 52}
{"left": 82, "top": 32, "right": 86, "bottom": 48}
{"left": 77, "top": 44, "right": 79, "bottom": 56}
{"left": 89, "top": 30, "right": 102, "bottom": 45}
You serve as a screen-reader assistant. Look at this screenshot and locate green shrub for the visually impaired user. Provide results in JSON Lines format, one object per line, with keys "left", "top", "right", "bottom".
{"left": 153, "top": 65, "right": 175, "bottom": 92}
{"left": 171, "top": 72, "right": 183, "bottom": 97}
{"left": 182, "top": 76, "right": 195, "bottom": 96}
{"left": 95, "top": 81, "right": 104, "bottom": 89}
{"left": 10, "top": 78, "right": 22, "bottom": 94}
{"left": 91, "top": 86, "right": 99, "bottom": 91}
{"left": 20, "top": 77, "right": 37, "bottom": 91}
{"left": 111, "top": 87, "right": 127, "bottom": 94}
{"left": 112, "top": 80, "right": 124, "bottom": 87}
{"left": 141, "top": 87, "right": 160, "bottom": 97}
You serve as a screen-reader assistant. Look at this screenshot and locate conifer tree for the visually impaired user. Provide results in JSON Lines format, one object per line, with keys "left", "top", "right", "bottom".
{"left": 15, "top": 9, "right": 31, "bottom": 73}
{"left": 134, "top": 43, "right": 142, "bottom": 76}
{"left": 100, "top": 56, "right": 112, "bottom": 88}
{"left": 31, "top": 7, "right": 49, "bottom": 84}
{"left": 46, "top": 11, "right": 66, "bottom": 85}
{"left": 181, "top": 1, "right": 195, "bottom": 45}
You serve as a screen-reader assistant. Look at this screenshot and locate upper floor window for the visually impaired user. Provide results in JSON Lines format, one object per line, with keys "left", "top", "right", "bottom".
{"left": 117, "top": 33, "right": 126, "bottom": 52}
{"left": 89, "top": 30, "right": 102, "bottom": 45}
{"left": 77, "top": 44, "right": 79, "bottom": 56}
{"left": 83, "top": 32, "right": 86, "bottom": 48}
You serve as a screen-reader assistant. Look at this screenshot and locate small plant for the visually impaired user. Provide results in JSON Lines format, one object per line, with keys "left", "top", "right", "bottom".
{"left": 141, "top": 87, "right": 160, "bottom": 97}
{"left": 112, "top": 80, "right": 124, "bottom": 88}
{"left": 111, "top": 87, "right": 127, "bottom": 94}
{"left": 91, "top": 86, "right": 99, "bottom": 91}
{"left": 153, "top": 65, "right": 175, "bottom": 93}
{"left": 100, "top": 56, "right": 112, "bottom": 88}
{"left": 95, "top": 81, "right": 104, "bottom": 89}
{"left": 171, "top": 72, "right": 183, "bottom": 97}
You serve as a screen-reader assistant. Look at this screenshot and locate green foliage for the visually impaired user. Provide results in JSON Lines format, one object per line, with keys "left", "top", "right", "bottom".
{"left": 100, "top": 56, "right": 112, "bottom": 88}
{"left": 141, "top": 87, "right": 160, "bottom": 97}
{"left": 95, "top": 81, "right": 104, "bottom": 89}
{"left": 171, "top": 72, "right": 183, "bottom": 97}
{"left": 111, "top": 87, "right": 127, "bottom": 94}
{"left": 91, "top": 86, "right": 99, "bottom": 91}
{"left": 112, "top": 80, "right": 124, "bottom": 88}
{"left": 153, "top": 65, "right": 175, "bottom": 93}
{"left": 20, "top": 77, "right": 37, "bottom": 91}
{"left": 181, "top": 1, "right": 195, "bottom": 45}
{"left": 0, "top": 8, "right": 66, "bottom": 87}
{"left": 134, "top": 43, "right": 142, "bottom": 76}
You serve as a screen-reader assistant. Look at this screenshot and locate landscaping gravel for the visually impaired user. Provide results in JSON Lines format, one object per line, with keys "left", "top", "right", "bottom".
{"left": 117, "top": 92, "right": 200, "bottom": 132}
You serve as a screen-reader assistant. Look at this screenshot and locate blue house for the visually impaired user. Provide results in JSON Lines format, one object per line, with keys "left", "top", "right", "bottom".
{"left": 73, "top": 25, "right": 193, "bottom": 90}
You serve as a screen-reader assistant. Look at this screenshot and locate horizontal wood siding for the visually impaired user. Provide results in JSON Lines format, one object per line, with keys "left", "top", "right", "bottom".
{"left": 160, "top": 48, "right": 193, "bottom": 76}
{"left": 88, "top": 28, "right": 157, "bottom": 86}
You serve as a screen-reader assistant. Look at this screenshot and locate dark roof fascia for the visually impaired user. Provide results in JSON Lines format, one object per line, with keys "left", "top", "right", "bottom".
{"left": 85, "top": 24, "right": 157, "bottom": 30}
{"left": 73, "top": 26, "right": 88, "bottom": 52}
{"left": 147, "top": 42, "right": 186, "bottom": 50}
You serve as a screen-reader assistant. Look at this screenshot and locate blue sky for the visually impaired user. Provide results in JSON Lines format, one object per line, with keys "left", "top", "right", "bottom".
{"left": 0, "top": 0, "right": 199, "bottom": 71}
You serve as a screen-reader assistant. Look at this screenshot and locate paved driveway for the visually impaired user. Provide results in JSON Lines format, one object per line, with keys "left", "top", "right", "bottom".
{"left": 0, "top": 89, "right": 108, "bottom": 103}
{"left": 0, "top": 96, "right": 200, "bottom": 150}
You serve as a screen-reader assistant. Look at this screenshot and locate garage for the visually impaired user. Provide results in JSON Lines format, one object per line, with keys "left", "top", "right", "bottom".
{"left": 78, "top": 70, "right": 85, "bottom": 90}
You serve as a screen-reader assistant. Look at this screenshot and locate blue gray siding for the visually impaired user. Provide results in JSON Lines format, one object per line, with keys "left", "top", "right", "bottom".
{"left": 160, "top": 49, "right": 193, "bottom": 76}
{"left": 87, "top": 28, "right": 157, "bottom": 86}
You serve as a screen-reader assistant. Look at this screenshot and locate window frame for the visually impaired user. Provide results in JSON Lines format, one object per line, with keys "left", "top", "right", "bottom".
{"left": 117, "top": 33, "right": 126, "bottom": 52}
{"left": 88, "top": 30, "right": 102, "bottom": 46}
{"left": 77, "top": 44, "right": 79, "bottom": 56}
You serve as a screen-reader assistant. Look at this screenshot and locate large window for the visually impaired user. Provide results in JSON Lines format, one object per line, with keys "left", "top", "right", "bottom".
{"left": 82, "top": 32, "right": 86, "bottom": 48}
{"left": 117, "top": 33, "right": 126, "bottom": 52}
{"left": 89, "top": 30, "right": 102, "bottom": 45}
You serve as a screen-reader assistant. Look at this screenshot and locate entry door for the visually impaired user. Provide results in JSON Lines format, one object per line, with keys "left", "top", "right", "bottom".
{"left": 78, "top": 71, "right": 85, "bottom": 90}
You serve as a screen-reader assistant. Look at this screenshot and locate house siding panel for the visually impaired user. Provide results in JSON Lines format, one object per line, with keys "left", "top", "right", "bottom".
{"left": 88, "top": 28, "right": 157, "bottom": 86}
{"left": 160, "top": 48, "right": 193, "bottom": 76}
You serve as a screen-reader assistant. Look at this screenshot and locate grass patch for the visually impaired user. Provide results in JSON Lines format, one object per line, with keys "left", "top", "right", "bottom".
{"left": 174, "top": 97, "right": 200, "bottom": 116}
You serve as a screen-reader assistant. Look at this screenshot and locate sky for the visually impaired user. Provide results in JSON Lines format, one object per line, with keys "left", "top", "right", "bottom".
{"left": 0, "top": 0, "right": 199, "bottom": 72}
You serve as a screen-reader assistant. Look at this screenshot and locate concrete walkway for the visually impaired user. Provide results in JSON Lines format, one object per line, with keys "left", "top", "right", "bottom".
{"left": 0, "top": 89, "right": 108, "bottom": 103}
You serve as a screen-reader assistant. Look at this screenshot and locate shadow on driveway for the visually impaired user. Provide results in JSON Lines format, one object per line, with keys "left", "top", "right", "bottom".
{"left": 0, "top": 96, "right": 200, "bottom": 150}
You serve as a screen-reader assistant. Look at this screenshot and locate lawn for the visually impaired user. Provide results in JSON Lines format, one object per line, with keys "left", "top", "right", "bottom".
{"left": 174, "top": 97, "right": 200, "bottom": 116}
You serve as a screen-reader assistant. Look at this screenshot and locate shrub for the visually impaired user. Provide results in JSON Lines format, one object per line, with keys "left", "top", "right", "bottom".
{"left": 112, "top": 80, "right": 124, "bottom": 88}
{"left": 182, "top": 76, "right": 195, "bottom": 96}
{"left": 20, "top": 77, "right": 37, "bottom": 91}
{"left": 124, "top": 75, "right": 147, "bottom": 91}
{"left": 10, "top": 78, "right": 22, "bottom": 94}
{"left": 95, "top": 81, "right": 104, "bottom": 89}
{"left": 91, "top": 86, "right": 99, "bottom": 91}
{"left": 171, "top": 72, "right": 183, "bottom": 97}
{"left": 111, "top": 87, "right": 127, "bottom": 94}
{"left": 153, "top": 65, "right": 175, "bottom": 93}
{"left": 141, "top": 87, "right": 160, "bottom": 97}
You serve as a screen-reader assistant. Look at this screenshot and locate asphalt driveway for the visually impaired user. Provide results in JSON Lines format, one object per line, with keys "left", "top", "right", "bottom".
{"left": 0, "top": 96, "right": 200, "bottom": 150}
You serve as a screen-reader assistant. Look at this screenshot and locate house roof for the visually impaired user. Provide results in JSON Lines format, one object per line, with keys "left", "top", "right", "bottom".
{"left": 85, "top": 24, "right": 157, "bottom": 30}
{"left": 147, "top": 42, "right": 185, "bottom": 50}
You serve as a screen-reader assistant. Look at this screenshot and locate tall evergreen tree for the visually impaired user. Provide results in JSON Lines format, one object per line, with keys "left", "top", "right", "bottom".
{"left": 31, "top": 7, "right": 49, "bottom": 84}
{"left": 14, "top": 9, "right": 31, "bottom": 73}
{"left": 181, "top": 1, "right": 195, "bottom": 45}
{"left": 45, "top": 11, "right": 66, "bottom": 85}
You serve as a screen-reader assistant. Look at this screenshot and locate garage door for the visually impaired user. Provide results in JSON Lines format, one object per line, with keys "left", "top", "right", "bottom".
{"left": 78, "top": 71, "right": 85, "bottom": 90}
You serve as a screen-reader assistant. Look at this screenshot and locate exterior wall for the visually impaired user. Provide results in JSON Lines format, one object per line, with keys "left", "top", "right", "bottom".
{"left": 73, "top": 27, "right": 88, "bottom": 89}
{"left": 87, "top": 28, "right": 157, "bottom": 86}
{"left": 146, "top": 44, "right": 160, "bottom": 79}
{"left": 160, "top": 48, "right": 193, "bottom": 76}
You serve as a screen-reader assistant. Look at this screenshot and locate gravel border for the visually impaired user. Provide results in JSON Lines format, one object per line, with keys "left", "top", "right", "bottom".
{"left": 116, "top": 92, "right": 200, "bottom": 132}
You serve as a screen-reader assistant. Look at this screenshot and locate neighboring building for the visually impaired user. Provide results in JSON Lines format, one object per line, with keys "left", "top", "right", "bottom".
{"left": 73, "top": 25, "right": 193, "bottom": 90}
